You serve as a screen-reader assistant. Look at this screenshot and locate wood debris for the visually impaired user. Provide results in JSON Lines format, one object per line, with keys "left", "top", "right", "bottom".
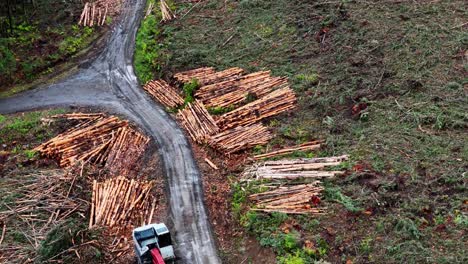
{"left": 174, "top": 67, "right": 216, "bottom": 83}
{"left": 254, "top": 140, "right": 324, "bottom": 160}
{"left": 242, "top": 155, "right": 349, "bottom": 181}
{"left": 89, "top": 177, "right": 156, "bottom": 228}
{"left": 144, "top": 79, "right": 184, "bottom": 108}
{"left": 176, "top": 100, "right": 219, "bottom": 143}
{"left": 175, "top": 67, "right": 244, "bottom": 85}
{"left": 208, "top": 123, "right": 273, "bottom": 154}
{"left": 249, "top": 183, "right": 324, "bottom": 214}
{"left": 160, "top": 0, "right": 176, "bottom": 22}
{"left": 34, "top": 113, "right": 149, "bottom": 176}
{"left": 79, "top": 0, "right": 119, "bottom": 27}
{"left": 195, "top": 71, "right": 289, "bottom": 108}
{"left": 217, "top": 87, "right": 296, "bottom": 130}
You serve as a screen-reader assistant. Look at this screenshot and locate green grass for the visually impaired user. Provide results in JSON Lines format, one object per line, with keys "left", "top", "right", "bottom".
{"left": 161, "top": 0, "right": 468, "bottom": 262}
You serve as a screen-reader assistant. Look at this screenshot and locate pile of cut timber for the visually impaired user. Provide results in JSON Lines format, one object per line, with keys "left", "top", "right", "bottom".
{"left": 144, "top": 79, "right": 184, "bottom": 108}
{"left": 254, "top": 140, "right": 324, "bottom": 160}
{"left": 160, "top": 0, "right": 176, "bottom": 21}
{"left": 208, "top": 123, "right": 273, "bottom": 154}
{"left": 176, "top": 100, "right": 219, "bottom": 143}
{"left": 78, "top": 0, "right": 122, "bottom": 27}
{"left": 174, "top": 67, "right": 215, "bottom": 83}
{"left": 89, "top": 177, "right": 156, "bottom": 228}
{"left": 249, "top": 183, "right": 324, "bottom": 214}
{"left": 195, "top": 71, "right": 289, "bottom": 108}
{"left": 35, "top": 113, "right": 149, "bottom": 176}
{"left": 242, "top": 155, "right": 349, "bottom": 181}
{"left": 175, "top": 67, "right": 244, "bottom": 85}
{"left": 217, "top": 87, "right": 296, "bottom": 130}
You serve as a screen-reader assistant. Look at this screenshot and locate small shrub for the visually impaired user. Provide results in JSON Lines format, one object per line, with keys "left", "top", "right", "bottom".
{"left": 183, "top": 79, "right": 199, "bottom": 104}
{"left": 324, "top": 186, "right": 362, "bottom": 213}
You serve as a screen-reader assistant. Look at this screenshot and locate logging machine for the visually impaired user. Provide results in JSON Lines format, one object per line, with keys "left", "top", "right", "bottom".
{"left": 133, "top": 223, "right": 175, "bottom": 264}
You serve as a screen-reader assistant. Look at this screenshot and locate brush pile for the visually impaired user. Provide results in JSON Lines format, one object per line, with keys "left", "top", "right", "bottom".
{"left": 254, "top": 140, "right": 324, "bottom": 160}
{"left": 89, "top": 177, "right": 156, "bottom": 228}
{"left": 144, "top": 80, "right": 184, "bottom": 108}
{"left": 78, "top": 0, "right": 122, "bottom": 27}
{"left": 177, "top": 100, "right": 219, "bottom": 143}
{"left": 34, "top": 113, "right": 149, "bottom": 176}
{"left": 160, "top": 0, "right": 176, "bottom": 22}
{"left": 216, "top": 87, "right": 296, "bottom": 130}
{"left": 0, "top": 170, "right": 88, "bottom": 261}
{"left": 249, "top": 183, "right": 324, "bottom": 214}
{"left": 195, "top": 71, "right": 289, "bottom": 108}
{"left": 208, "top": 124, "right": 273, "bottom": 154}
{"left": 242, "top": 155, "right": 349, "bottom": 181}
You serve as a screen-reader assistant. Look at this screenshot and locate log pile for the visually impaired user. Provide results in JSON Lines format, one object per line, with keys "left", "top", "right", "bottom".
{"left": 208, "top": 124, "right": 273, "bottom": 154}
{"left": 249, "top": 183, "right": 324, "bottom": 214}
{"left": 217, "top": 87, "right": 297, "bottom": 130}
{"left": 175, "top": 67, "right": 244, "bottom": 85}
{"left": 144, "top": 79, "right": 184, "bottom": 108}
{"left": 34, "top": 113, "right": 149, "bottom": 175}
{"left": 174, "top": 67, "right": 215, "bottom": 83}
{"left": 176, "top": 100, "right": 219, "bottom": 143}
{"left": 242, "top": 155, "right": 349, "bottom": 181}
{"left": 160, "top": 0, "right": 176, "bottom": 22}
{"left": 195, "top": 71, "right": 289, "bottom": 108}
{"left": 89, "top": 177, "right": 156, "bottom": 228}
{"left": 254, "top": 140, "right": 324, "bottom": 160}
{"left": 78, "top": 0, "right": 119, "bottom": 27}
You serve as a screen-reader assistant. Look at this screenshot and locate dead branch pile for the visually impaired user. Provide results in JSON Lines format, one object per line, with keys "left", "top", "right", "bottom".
{"left": 176, "top": 100, "right": 219, "bottom": 143}
{"left": 242, "top": 155, "right": 349, "bottom": 181}
{"left": 208, "top": 123, "right": 273, "bottom": 154}
{"left": 249, "top": 183, "right": 324, "bottom": 214}
{"left": 160, "top": 0, "right": 176, "bottom": 22}
{"left": 254, "top": 140, "right": 324, "bottom": 159}
{"left": 89, "top": 177, "right": 156, "bottom": 228}
{"left": 144, "top": 79, "right": 184, "bottom": 108}
{"left": 195, "top": 71, "right": 289, "bottom": 108}
{"left": 79, "top": 0, "right": 122, "bottom": 27}
{"left": 217, "top": 87, "right": 296, "bottom": 130}
{"left": 0, "top": 170, "right": 87, "bottom": 261}
{"left": 174, "top": 67, "right": 215, "bottom": 83}
{"left": 34, "top": 113, "right": 149, "bottom": 176}
{"left": 175, "top": 67, "right": 244, "bottom": 85}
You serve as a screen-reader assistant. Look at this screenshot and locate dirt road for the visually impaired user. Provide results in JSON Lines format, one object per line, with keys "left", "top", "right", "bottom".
{"left": 0, "top": 0, "right": 220, "bottom": 263}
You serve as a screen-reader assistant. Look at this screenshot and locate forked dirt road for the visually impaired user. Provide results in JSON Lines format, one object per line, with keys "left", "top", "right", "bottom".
{"left": 0, "top": 0, "right": 220, "bottom": 263}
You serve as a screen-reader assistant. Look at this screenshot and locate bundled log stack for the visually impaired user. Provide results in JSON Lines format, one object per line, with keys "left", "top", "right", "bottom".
{"left": 35, "top": 113, "right": 149, "bottom": 174}
{"left": 144, "top": 80, "right": 184, "bottom": 108}
{"left": 89, "top": 177, "right": 156, "bottom": 228}
{"left": 249, "top": 183, "right": 324, "bottom": 214}
{"left": 254, "top": 140, "right": 324, "bottom": 160}
{"left": 78, "top": 0, "right": 123, "bottom": 27}
{"left": 217, "top": 87, "right": 297, "bottom": 130}
{"left": 208, "top": 124, "right": 273, "bottom": 154}
{"left": 176, "top": 100, "right": 220, "bottom": 143}
{"left": 174, "top": 67, "right": 215, "bottom": 83}
{"left": 175, "top": 67, "right": 244, "bottom": 85}
{"left": 242, "top": 155, "right": 349, "bottom": 181}
{"left": 195, "top": 71, "right": 289, "bottom": 108}
{"left": 160, "top": 0, "right": 176, "bottom": 22}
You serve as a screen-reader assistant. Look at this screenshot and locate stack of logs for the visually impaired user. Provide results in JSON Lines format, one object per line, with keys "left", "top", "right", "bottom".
{"left": 242, "top": 155, "right": 349, "bottom": 181}
{"left": 254, "top": 140, "right": 324, "bottom": 160}
{"left": 35, "top": 113, "right": 149, "bottom": 177}
{"left": 176, "top": 100, "right": 219, "bottom": 143}
{"left": 143, "top": 79, "right": 184, "bottom": 108}
{"left": 89, "top": 177, "right": 156, "bottom": 228}
{"left": 249, "top": 183, "right": 324, "bottom": 214}
{"left": 209, "top": 123, "right": 273, "bottom": 154}
{"left": 174, "top": 67, "right": 244, "bottom": 85}
{"left": 216, "top": 87, "right": 296, "bottom": 130}
{"left": 160, "top": 0, "right": 176, "bottom": 22}
{"left": 195, "top": 71, "right": 289, "bottom": 108}
{"left": 78, "top": 0, "right": 120, "bottom": 27}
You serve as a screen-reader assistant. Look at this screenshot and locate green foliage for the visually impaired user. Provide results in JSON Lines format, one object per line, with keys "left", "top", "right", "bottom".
{"left": 0, "top": 44, "right": 16, "bottom": 78}
{"left": 24, "top": 150, "right": 37, "bottom": 159}
{"left": 38, "top": 220, "right": 84, "bottom": 260}
{"left": 207, "top": 105, "right": 235, "bottom": 115}
{"left": 183, "top": 79, "right": 199, "bottom": 104}
{"left": 0, "top": 114, "right": 6, "bottom": 123}
{"left": 59, "top": 27, "right": 93, "bottom": 55}
{"left": 394, "top": 218, "right": 421, "bottom": 239}
{"left": 324, "top": 186, "right": 362, "bottom": 213}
